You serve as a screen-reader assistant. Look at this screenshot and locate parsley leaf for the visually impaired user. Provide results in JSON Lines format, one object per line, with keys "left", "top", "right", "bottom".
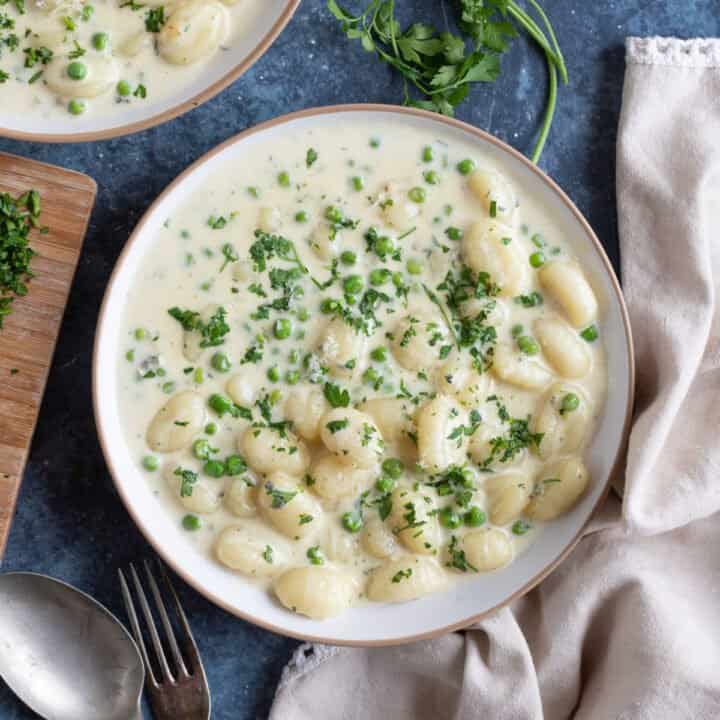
{"left": 323, "top": 381, "right": 350, "bottom": 408}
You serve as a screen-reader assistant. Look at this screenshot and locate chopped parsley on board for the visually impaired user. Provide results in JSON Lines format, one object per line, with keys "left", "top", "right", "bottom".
{"left": 0, "top": 189, "right": 43, "bottom": 329}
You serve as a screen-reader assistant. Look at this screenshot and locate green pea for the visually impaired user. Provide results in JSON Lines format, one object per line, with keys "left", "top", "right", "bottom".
{"left": 529, "top": 251, "right": 545, "bottom": 268}
{"left": 208, "top": 393, "right": 233, "bottom": 416}
{"left": 464, "top": 506, "right": 486, "bottom": 527}
{"left": 511, "top": 323, "right": 524, "bottom": 338}
{"left": 274, "top": 318, "right": 292, "bottom": 339}
{"left": 392, "top": 271, "right": 404, "bottom": 288}
{"left": 225, "top": 455, "right": 246, "bottom": 476}
{"left": 142, "top": 455, "right": 158, "bottom": 472}
{"left": 512, "top": 520, "right": 532, "bottom": 536}
{"left": 193, "top": 368, "right": 204, "bottom": 384}
{"left": 320, "top": 298, "right": 339, "bottom": 314}
{"left": 369, "top": 268, "right": 391, "bottom": 286}
{"left": 340, "top": 250, "right": 357, "bottom": 266}
{"left": 375, "top": 476, "right": 395, "bottom": 494}
{"left": 406, "top": 258, "right": 423, "bottom": 275}
{"left": 294, "top": 210, "right": 308, "bottom": 223}
{"left": 286, "top": 369, "right": 300, "bottom": 385}
{"left": 341, "top": 512, "right": 363, "bottom": 533}
{"left": 408, "top": 187, "right": 426, "bottom": 203}
{"left": 422, "top": 145, "right": 434, "bottom": 162}
{"left": 439, "top": 507, "right": 462, "bottom": 529}
{"left": 192, "top": 438, "right": 214, "bottom": 460}
{"left": 134, "top": 328, "right": 146, "bottom": 340}
{"left": 81, "top": 4, "right": 94, "bottom": 20}
{"left": 116, "top": 80, "right": 131, "bottom": 97}
{"left": 288, "top": 349, "right": 300, "bottom": 364}
{"left": 156, "top": 368, "right": 166, "bottom": 377}
{"left": 161, "top": 381, "right": 175, "bottom": 394}
{"left": 445, "top": 226, "right": 463, "bottom": 241}
{"left": 351, "top": 176, "right": 364, "bottom": 191}
{"left": 531, "top": 233, "right": 546, "bottom": 248}
{"left": 370, "top": 346, "right": 387, "bottom": 362}
{"left": 560, "top": 392, "right": 580, "bottom": 415}
{"left": 67, "top": 62, "right": 87, "bottom": 80}
{"left": 92, "top": 32, "right": 108, "bottom": 51}
{"left": 211, "top": 353, "right": 231, "bottom": 373}
{"left": 460, "top": 467, "right": 476, "bottom": 487}
{"left": 517, "top": 335, "right": 539, "bottom": 355}
{"left": 182, "top": 514, "right": 201, "bottom": 531}
{"left": 267, "top": 365, "right": 280, "bottom": 382}
{"left": 381, "top": 457, "right": 404, "bottom": 479}
{"left": 374, "top": 236, "right": 395, "bottom": 257}
{"left": 125, "top": 349, "right": 135, "bottom": 362}
{"left": 204, "top": 422, "right": 217, "bottom": 435}
{"left": 362, "top": 367, "right": 380, "bottom": 385}
{"left": 203, "top": 459, "right": 225, "bottom": 478}
{"left": 423, "top": 170, "right": 440, "bottom": 185}
{"left": 457, "top": 158, "right": 476, "bottom": 175}
{"left": 343, "top": 274, "right": 364, "bottom": 295}
{"left": 306, "top": 546, "right": 324, "bottom": 565}
{"left": 580, "top": 324, "right": 599, "bottom": 342}
{"left": 296, "top": 307, "right": 310, "bottom": 322}
{"left": 277, "top": 171, "right": 290, "bottom": 187}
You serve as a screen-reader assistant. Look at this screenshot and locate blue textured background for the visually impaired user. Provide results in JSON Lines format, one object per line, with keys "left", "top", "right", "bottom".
{"left": 0, "top": 2, "right": 716, "bottom": 718}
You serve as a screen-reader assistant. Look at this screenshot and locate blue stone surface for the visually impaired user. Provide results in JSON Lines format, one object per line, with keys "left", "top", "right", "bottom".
{"left": 0, "top": 2, "right": 715, "bottom": 718}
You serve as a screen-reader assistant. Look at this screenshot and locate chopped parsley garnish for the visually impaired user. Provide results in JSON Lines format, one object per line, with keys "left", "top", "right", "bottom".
{"left": 167, "top": 306, "right": 230, "bottom": 348}
{"left": 391, "top": 568, "right": 413, "bottom": 583}
{"left": 265, "top": 482, "right": 298, "bottom": 509}
{"left": 174, "top": 467, "right": 198, "bottom": 498}
{"left": 145, "top": 7, "right": 166, "bottom": 32}
{"left": 0, "top": 189, "right": 41, "bottom": 329}
{"left": 447, "top": 535, "right": 477, "bottom": 572}
{"left": 323, "top": 381, "right": 350, "bottom": 408}
{"left": 262, "top": 545, "right": 274, "bottom": 564}
{"left": 326, "top": 418, "right": 349, "bottom": 434}
{"left": 299, "top": 513, "right": 314, "bottom": 525}
{"left": 306, "top": 147, "right": 318, "bottom": 168}
{"left": 514, "top": 291, "right": 544, "bottom": 308}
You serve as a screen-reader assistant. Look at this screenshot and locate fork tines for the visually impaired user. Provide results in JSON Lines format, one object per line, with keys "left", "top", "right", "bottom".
{"left": 118, "top": 559, "right": 205, "bottom": 690}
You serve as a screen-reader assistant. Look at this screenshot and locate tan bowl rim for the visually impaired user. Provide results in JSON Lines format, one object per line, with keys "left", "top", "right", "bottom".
{"left": 0, "top": 0, "right": 300, "bottom": 144}
{"left": 93, "top": 103, "right": 635, "bottom": 647}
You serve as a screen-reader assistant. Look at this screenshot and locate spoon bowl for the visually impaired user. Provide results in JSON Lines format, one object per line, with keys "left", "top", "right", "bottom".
{"left": 0, "top": 572, "right": 144, "bottom": 720}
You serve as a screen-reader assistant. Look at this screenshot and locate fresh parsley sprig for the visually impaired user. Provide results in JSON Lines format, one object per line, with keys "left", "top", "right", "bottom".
{"left": 327, "top": 0, "right": 568, "bottom": 162}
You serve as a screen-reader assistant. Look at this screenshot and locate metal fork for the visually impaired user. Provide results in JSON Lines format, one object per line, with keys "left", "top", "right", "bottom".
{"left": 119, "top": 560, "right": 211, "bottom": 720}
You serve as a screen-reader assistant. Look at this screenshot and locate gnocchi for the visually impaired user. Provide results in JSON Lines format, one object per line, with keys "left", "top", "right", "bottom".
{"left": 526, "top": 457, "right": 590, "bottom": 521}
{"left": 367, "top": 557, "right": 447, "bottom": 603}
{"left": 463, "top": 218, "right": 527, "bottom": 297}
{"left": 538, "top": 261, "right": 598, "bottom": 328}
{"left": 274, "top": 567, "right": 359, "bottom": 619}
{"left": 216, "top": 526, "right": 286, "bottom": 577}
{"left": 416, "top": 395, "right": 469, "bottom": 473}
{"left": 121, "top": 123, "right": 607, "bottom": 621}
{"left": 240, "top": 426, "right": 310, "bottom": 477}
{"left": 147, "top": 392, "right": 206, "bottom": 453}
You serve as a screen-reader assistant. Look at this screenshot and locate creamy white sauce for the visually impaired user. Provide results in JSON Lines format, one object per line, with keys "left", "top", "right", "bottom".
{"left": 0, "top": 0, "right": 261, "bottom": 119}
{"left": 116, "top": 121, "right": 607, "bottom": 619}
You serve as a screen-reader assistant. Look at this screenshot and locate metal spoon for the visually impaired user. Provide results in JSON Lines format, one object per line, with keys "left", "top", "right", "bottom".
{"left": 0, "top": 572, "right": 144, "bottom": 720}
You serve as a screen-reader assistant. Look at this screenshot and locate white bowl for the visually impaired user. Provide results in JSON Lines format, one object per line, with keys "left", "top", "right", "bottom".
{"left": 1, "top": 1, "right": 299, "bottom": 142}
{"left": 94, "top": 105, "right": 634, "bottom": 646}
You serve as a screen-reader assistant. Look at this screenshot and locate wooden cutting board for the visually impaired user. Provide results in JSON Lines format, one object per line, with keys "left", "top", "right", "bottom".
{"left": 0, "top": 153, "right": 96, "bottom": 559}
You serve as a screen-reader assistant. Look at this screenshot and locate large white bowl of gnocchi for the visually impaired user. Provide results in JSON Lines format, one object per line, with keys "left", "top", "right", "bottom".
{"left": 94, "top": 105, "right": 634, "bottom": 644}
{"left": 0, "top": 0, "right": 298, "bottom": 141}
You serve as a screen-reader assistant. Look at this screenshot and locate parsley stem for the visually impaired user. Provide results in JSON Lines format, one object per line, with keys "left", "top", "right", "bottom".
{"left": 422, "top": 283, "right": 460, "bottom": 351}
{"left": 530, "top": 53, "right": 557, "bottom": 164}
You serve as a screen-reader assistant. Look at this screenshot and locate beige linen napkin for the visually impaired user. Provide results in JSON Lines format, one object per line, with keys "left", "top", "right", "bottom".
{"left": 270, "top": 37, "right": 720, "bottom": 720}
